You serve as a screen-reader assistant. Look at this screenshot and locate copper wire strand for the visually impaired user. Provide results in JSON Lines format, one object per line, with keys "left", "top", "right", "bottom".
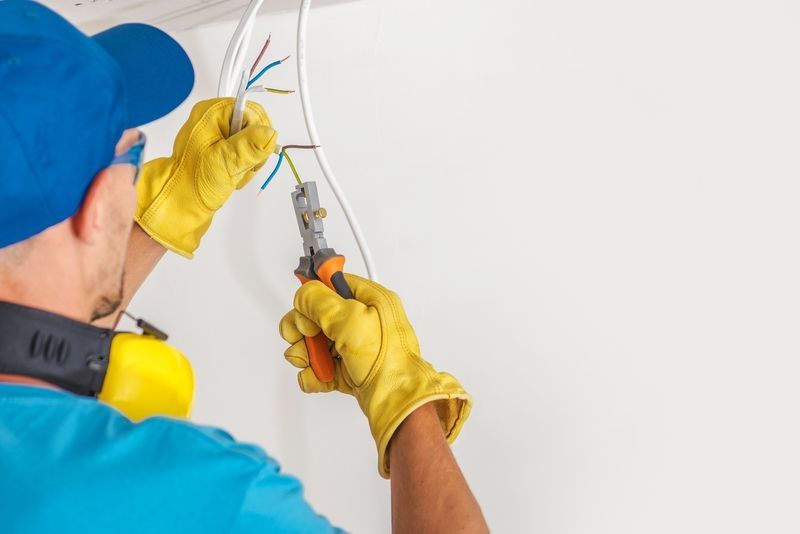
{"left": 249, "top": 33, "right": 272, "bottom": 77}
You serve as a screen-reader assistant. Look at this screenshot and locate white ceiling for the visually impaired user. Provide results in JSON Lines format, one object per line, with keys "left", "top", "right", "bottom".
{"left": 39, "top": 0, "right": 352, "bottom": 34}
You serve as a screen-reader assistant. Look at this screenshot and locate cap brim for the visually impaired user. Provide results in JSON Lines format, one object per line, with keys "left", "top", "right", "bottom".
{"left": 92, "top": 23, "right": 195, "bottom": 128}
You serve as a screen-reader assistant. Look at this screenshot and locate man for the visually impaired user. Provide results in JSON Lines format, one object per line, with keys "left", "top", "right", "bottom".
{"left": 0, "top": 1, "right": 487, "bottom": 532}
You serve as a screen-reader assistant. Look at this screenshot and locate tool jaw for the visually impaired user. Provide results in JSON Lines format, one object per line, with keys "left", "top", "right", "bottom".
{"left": 292, "top": 181, "right": 329, "bottom": 257}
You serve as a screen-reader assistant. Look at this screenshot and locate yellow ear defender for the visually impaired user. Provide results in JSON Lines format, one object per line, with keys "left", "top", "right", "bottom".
{"left": 0, "top": 302, "right": 195, "bottom": 422}
{"left": 99, "top": 332, "right": 194, "bottom": 422}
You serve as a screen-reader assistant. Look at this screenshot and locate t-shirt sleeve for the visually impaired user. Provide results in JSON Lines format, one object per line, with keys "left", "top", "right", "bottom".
{"left": 229, "top": 460, "right": 346, "bottom": 534}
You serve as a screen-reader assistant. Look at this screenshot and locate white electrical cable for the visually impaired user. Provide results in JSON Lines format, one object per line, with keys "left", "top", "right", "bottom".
{"left": 218, "top": 0, "right": 264, "bottom": 96}
{"left": 229, "top": 71, "right": 251, "bottom": 133}
{"left": 219, "top": 0, "right": 378, "bottom": 280}
{"left": 232, "top": 83, "right": 286, "bottom": 157}
{"left": 233, "top": 22, "right": 255, "bottom": 88}
{"left": 297, "top": 0, "right": 378, "bottom": 281}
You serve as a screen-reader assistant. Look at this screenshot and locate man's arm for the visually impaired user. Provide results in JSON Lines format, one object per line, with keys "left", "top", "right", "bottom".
{"left": 280, "top": 274, "right": 486, "bottom": 532}
{"left": 390, "top": 403, "right": 488, "bottom": 533}
{"left": 120, "top": 224, "right": 167, "bottom": 302}
{"left": 93, "top": 224, "right": 166, "bottom": 328}
{"left": 94, "top": 97, "right": 277, "bottom": 328}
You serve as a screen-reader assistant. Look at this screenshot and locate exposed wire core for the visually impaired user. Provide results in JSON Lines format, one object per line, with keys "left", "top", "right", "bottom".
{"left": 282, "top": 144, "right": 320, "bottom": 150}
{"left": 282, "top": 150, "right": 303, "bottom": 186}
{"left": 249, "top": 33, "right": 272, "bottom": 77}
{"left": 283, "top": 145, "right": 319, "bottom": 186}
{"left": 247, "top": 55, "right": 290, "bottom": 89}
{"left": 231, "top": 82, "right": 292, "bottom": 137}
{"left": 256, "top": 145, "right": 319, "bottom": 191}
{"left": 259, "top": 151, "right": 285, "bottom": 193}
{"left": 247, "top": 85, "right": 295, "bottom": 95}
{"left": 221, "top": 1, "right": 378, "bottom": 280}
{"left": 248, "top": 60, "right": 281, "bottom": 88}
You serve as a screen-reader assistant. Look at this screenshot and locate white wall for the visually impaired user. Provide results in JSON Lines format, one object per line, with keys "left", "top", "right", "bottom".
{"left": 133, "top": 1, "right": 800, "bottom": 532}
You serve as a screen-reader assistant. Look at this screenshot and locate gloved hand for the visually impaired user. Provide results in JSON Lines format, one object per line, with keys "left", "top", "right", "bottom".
{"left": 135, "top": 98, "right": 278, "bottom": 258}
{"left": 279, "top": 274, "right": 472, "bottom": 478}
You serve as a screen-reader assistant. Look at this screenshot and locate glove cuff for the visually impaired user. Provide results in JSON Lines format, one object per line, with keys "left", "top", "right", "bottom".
{"left": 134, "top": 216, "right": 195, "bottom": 259}
{"left": 373, "top": 381, "right": 472, "bottom": 479}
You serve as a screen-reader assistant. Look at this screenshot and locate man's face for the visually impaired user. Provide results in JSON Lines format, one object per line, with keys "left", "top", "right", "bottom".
{"left": 89, "top": 129, "right": 141, "bottom": 321}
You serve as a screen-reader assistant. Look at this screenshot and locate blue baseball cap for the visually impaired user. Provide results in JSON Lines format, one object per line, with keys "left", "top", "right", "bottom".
{"left": 0, "top": 0, "right": 194, "bottom": 248}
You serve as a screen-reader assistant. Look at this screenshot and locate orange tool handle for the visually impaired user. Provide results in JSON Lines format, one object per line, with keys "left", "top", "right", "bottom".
{"left": 304, "top": 331, "right": 336, "bottom": 383}
{"left": 295, "top": 254, "right": 353, "bottom": 383}
{"left": 316, "top": 255, "right": 355, "bottom": 300}
{"left": 296, "top": 273, "right": 336, "bottom": 383}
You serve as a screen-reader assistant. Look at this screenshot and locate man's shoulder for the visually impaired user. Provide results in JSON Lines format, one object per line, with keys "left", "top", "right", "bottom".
{"left": 0, "top": 383, "right": 276, "bottom": 476}
{"left": 0, "top": 384, "right": 318, "bottom": 532}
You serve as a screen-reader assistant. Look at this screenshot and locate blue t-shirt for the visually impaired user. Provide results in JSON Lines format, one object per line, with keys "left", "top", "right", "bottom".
{"left": 0, "top": 383, "right": 344, "bottom": 533}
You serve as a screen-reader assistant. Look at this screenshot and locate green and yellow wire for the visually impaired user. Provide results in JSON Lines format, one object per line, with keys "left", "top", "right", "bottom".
{"left": 282, "top": 149, "right": 303, "bottom": 186}
{"left": 258, "top": 145, "right": 319, "bottom": 194}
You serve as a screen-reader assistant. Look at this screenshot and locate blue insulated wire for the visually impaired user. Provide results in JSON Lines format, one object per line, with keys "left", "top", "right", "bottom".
{"left": 247, "top": 60, "right": 283, "bottom": 89}
{"left": 260, "top": 151, "right": 285, "bottom": 191}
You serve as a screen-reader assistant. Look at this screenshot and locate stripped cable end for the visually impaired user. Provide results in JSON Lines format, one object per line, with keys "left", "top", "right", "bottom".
{"left": 282, "top": 144, "right": 320, "bottom": 150}
{"left": 258, "top": 150, "right": 285, "bottom": 193}
{"left": 281, "top": 148, "right": 303, "bottom": 186}
{"left": 249, "top": 33, "right": 273, "bottom": 77}
{"left": 248, "top": 57, "right": 288, "bottom": 88}
{"left": 265, "top": 88, "right": 296, "bottom": 94}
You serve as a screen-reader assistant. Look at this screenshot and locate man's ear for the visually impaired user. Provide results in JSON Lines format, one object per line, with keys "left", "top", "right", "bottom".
{"left": 72, "top": 170, "right": 113, "bottom": 245}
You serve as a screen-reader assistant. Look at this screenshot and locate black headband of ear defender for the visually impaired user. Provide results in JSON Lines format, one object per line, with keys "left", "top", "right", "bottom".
{"left": 0, "top": 301, "right": 112, "bottom": 396}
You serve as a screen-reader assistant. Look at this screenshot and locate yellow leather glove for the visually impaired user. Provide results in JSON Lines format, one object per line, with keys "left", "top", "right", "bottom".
{"left": 135, "top": 98, "right": 278, "bottom": 258}
{"left": 279, "top": 274, "right": 472, "bottom": 478}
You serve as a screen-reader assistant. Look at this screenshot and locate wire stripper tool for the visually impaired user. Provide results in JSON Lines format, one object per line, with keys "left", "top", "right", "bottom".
{"left": 291, "top": 181, "right": 354, "bottom": 382}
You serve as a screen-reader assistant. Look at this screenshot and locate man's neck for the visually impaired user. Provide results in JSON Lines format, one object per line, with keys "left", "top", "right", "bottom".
{"left": 0, "top": 291, "right": 90, "bottom": 324}
{"left": 0, "top": 230, "right": 93, "bottom": 323}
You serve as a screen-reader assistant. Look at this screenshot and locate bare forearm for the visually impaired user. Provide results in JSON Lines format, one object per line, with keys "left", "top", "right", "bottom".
{"left": 390, "top": 403, "right": 488, "bottom": 534}
{"left": 93, "top": 224, "right": 166, "bottom": 328}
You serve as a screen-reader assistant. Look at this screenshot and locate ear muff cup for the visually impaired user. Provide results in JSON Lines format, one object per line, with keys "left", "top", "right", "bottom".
{"left": 98, "top": 333, "right": 194, "bottom": 421}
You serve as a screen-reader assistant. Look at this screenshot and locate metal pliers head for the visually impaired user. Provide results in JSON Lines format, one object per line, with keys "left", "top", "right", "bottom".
{"left": 292, "top": 181, "right": 329, "bottom": 258}
{"left": 289, "top": 180, "right": 355, "bottom": 384}
{"left": 292, "top": 181, "right": 329, "bottom": 282}
{"left": 291, "top": 181, "right": 353, "bottom": 298}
